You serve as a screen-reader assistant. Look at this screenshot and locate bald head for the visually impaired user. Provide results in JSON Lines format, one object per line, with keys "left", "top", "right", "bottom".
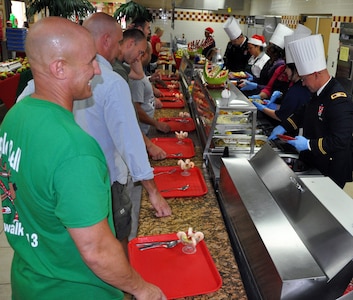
{"left": 26, "top": 17, "right": 92, "bottom": 73}
{"left": 25, "top": 17, "right": 100, "bottom": 109}
{"left": 83, "top": 12, "right": 122, "bottom": 63}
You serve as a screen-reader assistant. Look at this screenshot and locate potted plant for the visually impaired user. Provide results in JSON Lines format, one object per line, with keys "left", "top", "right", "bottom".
{"left": 113, "top": 1, "right": 152, "bottom": 22}
{"left": 26, "top": 0, "right": 96, "bottom": 19}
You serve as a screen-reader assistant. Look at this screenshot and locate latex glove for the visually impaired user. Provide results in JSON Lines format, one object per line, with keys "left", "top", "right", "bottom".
{"left": 245, "top": 72, "right": 254, "bottom": 81}
{"left": 287, "top": 136, "right": 309, "bottom": 152}
{"left": 268, "top": 125, "right": 286, "bottom": 140}
{"left": 262, "top": 100, "right": 277, "bottom": 110}
{"left": 240, "top": 80, "right": 258, "bottom": 91}
{"left": 252, "top": 101, "right": 266, "bottom": 112}
{"left": 268, "top": 90, "right": 283, "bottom": 104}
{"left": 249, "top": 94, "right": 261, "bottom": 100}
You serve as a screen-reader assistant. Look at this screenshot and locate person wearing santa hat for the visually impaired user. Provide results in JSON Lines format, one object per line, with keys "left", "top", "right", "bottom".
{"left": 245, "top": 34, "right": 270, "bottom": 80}
{"left": 239, "top": 23, "right": 293, "bottom": 95}
{"left": 252, "top": 33, "right": 312, "bottom": 125}
{"left": 269, "top": 34, "right": 353, "bottom": 188}
{"left": 201, "top": 27, "right": 216, "bottom": 58}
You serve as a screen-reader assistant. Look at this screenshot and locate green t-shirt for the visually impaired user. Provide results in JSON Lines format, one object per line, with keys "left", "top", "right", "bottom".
{"left": 0, "top": 97, "right": 123, "bottom": 299}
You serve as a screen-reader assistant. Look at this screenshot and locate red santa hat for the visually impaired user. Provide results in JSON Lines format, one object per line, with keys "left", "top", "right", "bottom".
{"left": 205, "top": 27, "right": 214, "bottom": 34}
{"left": 248, "top": 34, "right": 267, "bottom": 47}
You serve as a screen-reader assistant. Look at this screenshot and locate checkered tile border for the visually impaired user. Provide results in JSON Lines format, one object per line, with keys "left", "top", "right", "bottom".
{"left": 281, "top": 15, "right": 300, "bottom": 29}
{"left": 282, "top": 15, "right": 353, "bottom": 34}
{"left": 149, "top": 10, "right": 352, "bottom": 34}
{"left": 149, "top": 9, "right": 246, "bottom": 24}
{"left": 332, "top": 16, "right": 353, "bottom": 33}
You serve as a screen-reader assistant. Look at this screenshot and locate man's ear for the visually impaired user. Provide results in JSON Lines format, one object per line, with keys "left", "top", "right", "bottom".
{"left": 49, "top": 59, "right": 67, "bottom": 80}
{"left": 102, "top": 33, "right": 111, "bottom": 49}
{"left": 126, "top": 38, "right": 135, "bottom": 50}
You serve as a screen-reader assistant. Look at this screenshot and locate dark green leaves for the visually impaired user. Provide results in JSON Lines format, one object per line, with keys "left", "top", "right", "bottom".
{"left": 113, "top": 1, "right": 152, "bottom": 22}
{"left": 26, "top": 0, "right": 96, "bottom": 19}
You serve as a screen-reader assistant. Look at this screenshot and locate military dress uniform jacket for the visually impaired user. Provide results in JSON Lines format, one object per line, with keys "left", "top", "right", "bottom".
{"left": 282, "top": 77, "right": 353, "bottom": 188}
{"left": 223, "top": 38, "right": 251, "bottom": 72}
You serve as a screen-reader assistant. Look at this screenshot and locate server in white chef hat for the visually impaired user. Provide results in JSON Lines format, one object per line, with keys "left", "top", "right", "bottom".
{"left": 269, "top": 23, "right": 294, "bottom": 50}
{"left": 251, "top": 30, "right": 312, "bottom": 122}
{"left": 269, "top": 34, "right": 353, "bottom": 188}
{"left": 223, "top": 16, "right": 251, "bottom": 72}
{"left": 265, "top": 23, "right": 294, "bottom": 68}
{"left": 262, "top": 23, "right": 294, "bottom": 65}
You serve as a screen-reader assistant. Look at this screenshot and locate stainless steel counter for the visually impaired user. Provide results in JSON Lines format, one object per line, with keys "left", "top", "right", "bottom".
{"left": 217, "top": 144, "right": 353, "bottom": 299}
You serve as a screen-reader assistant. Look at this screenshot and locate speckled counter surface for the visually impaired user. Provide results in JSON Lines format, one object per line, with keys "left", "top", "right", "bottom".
{"left": 137, "top": 104, "right": 248, "bottom": 300}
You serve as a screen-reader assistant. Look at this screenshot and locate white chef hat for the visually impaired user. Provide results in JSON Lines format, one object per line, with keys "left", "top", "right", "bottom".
{"left": 294, "top": 24, "right": 312, "bottom": 35}
{"left": 284, "top": 33, "right": 311, "bottom": 64}
{"left": 269, "top": 23, "right": 294, "bottom": 49}
{"left": 223, "top": 17, "right": 242, "bottom": 40}
{"left": 287, "top": 34, "right": 327, "bottom": 76}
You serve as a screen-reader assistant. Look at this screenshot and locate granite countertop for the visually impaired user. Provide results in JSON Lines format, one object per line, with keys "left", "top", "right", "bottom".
{"left": 137, "top": 102, "right": 248, "bottom": 299}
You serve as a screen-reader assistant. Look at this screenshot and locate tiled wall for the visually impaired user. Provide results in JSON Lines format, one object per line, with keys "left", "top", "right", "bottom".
{"left": 150, "top": 9, "right": 353, "bottom": 76}
{"left": 151, "top": 9, "right": 353, "bottom": 33}
{"left": 282, "top": 15, "right": 353, "bottom": 34}
{"left": 267, "top": 0, "right": 353, "bottom": 16}
{"left": 150, "top": 9, "right": 247, "bottom": 24}
{"left": 332, "top": 16, "right": 353, "bottom": 33}
{"left": 281, "top": 16, "right": 300, "bottom": 29}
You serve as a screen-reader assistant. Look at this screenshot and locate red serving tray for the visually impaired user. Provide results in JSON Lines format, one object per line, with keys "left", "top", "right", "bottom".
{"left": 160, "top": 98, "right": 185, "bottom": 108}
{"left": 155, "top": 82, "right": 180, "bottom": 89}
{"left": 153, "top": 166, "right": 208, "bottom": 198}
{"left": 151, "top": 137, "right": 195, "bottom": 158}
{"left": 158, "top": 88, "right": 182, "bottom": 97}
{"left": 161, "top": 75, "right": 179, "bottom": 81}
{"left": 158, "top": 117, "right": 195, "bottom": 132}
{"left": 129, "top": 233, "right": 222, "bottom": 299}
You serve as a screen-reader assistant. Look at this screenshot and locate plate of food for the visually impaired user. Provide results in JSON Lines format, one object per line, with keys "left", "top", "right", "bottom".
{"left": 249, "top": 98, "right": 265, "bottom": 104}
{"left": 229, "top": 71, "right": 248, "bottom": 79}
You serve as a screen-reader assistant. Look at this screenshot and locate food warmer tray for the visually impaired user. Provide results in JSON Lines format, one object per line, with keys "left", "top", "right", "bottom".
{"left": 217, "top": 143, "right": 353, "bottom": 300}
{"left": 202, "top": 79, "right": 258, "bottom": 158}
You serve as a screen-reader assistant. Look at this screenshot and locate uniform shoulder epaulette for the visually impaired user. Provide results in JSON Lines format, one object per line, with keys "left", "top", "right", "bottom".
{"left": 331, "top": 92, "right": 347, "bottom": 100}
